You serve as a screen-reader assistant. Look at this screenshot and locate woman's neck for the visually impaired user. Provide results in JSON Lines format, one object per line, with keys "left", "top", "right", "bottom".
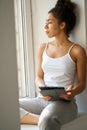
{"left": 53, "top": 35, "right": 69, "bottom": 47}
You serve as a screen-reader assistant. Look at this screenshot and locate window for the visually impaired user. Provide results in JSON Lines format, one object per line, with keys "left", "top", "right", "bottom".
{"left": 14, "top": 0, "right": 36, "bottom": 98}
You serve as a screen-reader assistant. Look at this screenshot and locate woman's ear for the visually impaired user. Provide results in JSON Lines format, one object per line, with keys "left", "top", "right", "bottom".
{"left": 60, "top": 22, "right": 66, "bottom": 30}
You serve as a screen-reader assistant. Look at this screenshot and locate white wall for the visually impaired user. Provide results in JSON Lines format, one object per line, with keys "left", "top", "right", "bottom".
{"left": 0, "top": 0, "right": 20, "bottom": 130}
{"left": 31, "top": 0, "right": 87, "bottom": 113}
{"left": 70, "top": 0, "right": 87, "bottom": 52}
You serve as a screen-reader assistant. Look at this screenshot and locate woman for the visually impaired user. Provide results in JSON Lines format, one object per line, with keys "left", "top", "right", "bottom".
{"left": 20, "top": 0, "right": 86, "bottom": 130}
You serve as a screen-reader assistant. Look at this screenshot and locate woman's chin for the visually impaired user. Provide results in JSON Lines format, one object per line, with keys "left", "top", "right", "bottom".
{"left": 46, "top": 34, "right": 53, "bottom": 38}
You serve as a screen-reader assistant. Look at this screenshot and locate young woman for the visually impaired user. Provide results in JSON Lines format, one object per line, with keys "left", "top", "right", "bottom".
{"left": 20, "top": 0, "right": 86, "bottom": 130}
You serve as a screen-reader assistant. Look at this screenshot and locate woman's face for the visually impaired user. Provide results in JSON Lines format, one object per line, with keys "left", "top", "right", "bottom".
{"left": 44, "top": 13, "right": 65, "bottom": 38}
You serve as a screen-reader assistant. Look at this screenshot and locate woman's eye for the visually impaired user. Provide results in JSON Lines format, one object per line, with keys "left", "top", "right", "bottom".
{"left": 45, "top": 21, "right": 52, "bottom": 25}
{"left": 48, "top": 22, "right": 52, "bottom": 24}
{"left": 47, "top": 22, "right": 52, "bottom": 24}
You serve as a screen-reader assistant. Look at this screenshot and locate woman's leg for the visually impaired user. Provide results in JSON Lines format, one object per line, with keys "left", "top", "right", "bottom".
{"left": 19, "top": 97, "right": 48, "bottom": 125}
{"left": 38, "top": 100, "right": 78, "bottom": 130}
{"left": 20, "top": 110, "right": 39, "bottom": 125}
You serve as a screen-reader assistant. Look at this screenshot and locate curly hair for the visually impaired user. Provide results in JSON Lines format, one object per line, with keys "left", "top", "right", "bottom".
{"left": 48, "top": 0, "right": 77, "bottom": 36}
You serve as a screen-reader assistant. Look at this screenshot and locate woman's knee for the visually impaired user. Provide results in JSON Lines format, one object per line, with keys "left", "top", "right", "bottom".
{"left": 20, "top": 108, "right": 28, "bottom": 120}
{"left": 38, "top": 114, "right": 61, "bottom": 130}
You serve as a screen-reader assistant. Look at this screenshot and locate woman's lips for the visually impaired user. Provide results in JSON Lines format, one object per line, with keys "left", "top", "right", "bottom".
{"left": 45, "top": 30, "right": 49, "bottom": 34}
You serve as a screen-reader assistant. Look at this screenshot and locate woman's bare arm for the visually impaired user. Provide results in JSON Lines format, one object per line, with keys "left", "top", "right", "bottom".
{"left": 60, "top": 45, "right": 86, "bottom": 101}
{"left": 35, "top": 43, "right": 46, "bottom": 87}
{"left": 72, "top": 45, "right": 86, "bottom": 94}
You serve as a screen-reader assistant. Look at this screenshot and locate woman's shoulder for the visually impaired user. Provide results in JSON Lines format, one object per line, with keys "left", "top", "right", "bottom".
{"left": 72, "top": 43, "right": 86, "bottom": 55}
{"left": 37, "top": 43, "right": 47, "bottom": 56}
{"left": 71, "top": 43, "right": 86, "bottom": 61}
{"left": 39, "top": 43, "right": 47, "bottom": 49}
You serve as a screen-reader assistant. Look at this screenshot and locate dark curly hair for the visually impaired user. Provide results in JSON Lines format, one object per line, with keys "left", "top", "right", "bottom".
{"left": 48, "top": 0, "right": 77, "bottom": 37}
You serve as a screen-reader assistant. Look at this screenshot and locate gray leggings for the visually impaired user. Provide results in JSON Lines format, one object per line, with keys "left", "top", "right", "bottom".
{"left": 19, "top": 96, "right": 78, "bottom": 130}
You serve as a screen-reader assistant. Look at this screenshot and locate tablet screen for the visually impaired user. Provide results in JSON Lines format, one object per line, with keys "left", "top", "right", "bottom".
{"left": 39, "top": 86, "right": 65, "bottom": 90}
{"left": 39, "top": 86, "right": 66, "bottom": 101}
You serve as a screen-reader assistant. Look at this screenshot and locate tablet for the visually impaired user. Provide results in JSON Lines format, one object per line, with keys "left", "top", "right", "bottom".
{"left": 39, "top": 86, "right": 66, "bottom": 101}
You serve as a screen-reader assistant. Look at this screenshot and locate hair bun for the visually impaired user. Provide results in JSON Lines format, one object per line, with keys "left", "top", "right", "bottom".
{"left": 55, "top": 0, "right": 76, "bottom": 11}
{"left": 55, "top": 0, "right": 66, "bottom": 8}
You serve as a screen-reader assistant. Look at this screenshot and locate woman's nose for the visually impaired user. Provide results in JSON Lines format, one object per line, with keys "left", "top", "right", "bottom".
{"left": 44, "top": 23, "right": 48, "bottom": 29}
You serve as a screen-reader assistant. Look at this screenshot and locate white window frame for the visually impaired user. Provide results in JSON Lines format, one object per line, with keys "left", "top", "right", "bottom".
{"left": 23, "top": 0, "right": 36, "bottom": 97}
{"left": 14, "top": 0, "right": 36, "bottom": 98}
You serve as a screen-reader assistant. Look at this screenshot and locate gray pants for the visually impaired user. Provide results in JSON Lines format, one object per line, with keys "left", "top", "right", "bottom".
{"left": 19, "top": 96, "right": 78, "bottom": 130}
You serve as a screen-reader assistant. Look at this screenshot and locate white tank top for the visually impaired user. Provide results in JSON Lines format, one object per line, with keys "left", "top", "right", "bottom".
{"left": 41, "top": 44, "right": 76, "bottom": 88}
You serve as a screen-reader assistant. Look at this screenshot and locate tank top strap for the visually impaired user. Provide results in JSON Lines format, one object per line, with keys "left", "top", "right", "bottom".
{"left": 68, "top": 44, "right": 75, "bottom": 54}
{"left": 44, "top": 42, "right": 48, "bottom": 51}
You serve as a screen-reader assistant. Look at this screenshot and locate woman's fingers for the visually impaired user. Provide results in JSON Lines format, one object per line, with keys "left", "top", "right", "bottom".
{"left": 42, "top": 95, "right": 52, "bottom": 100}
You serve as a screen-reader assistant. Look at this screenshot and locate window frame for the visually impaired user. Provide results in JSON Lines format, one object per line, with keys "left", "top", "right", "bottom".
{"left": 23, "top": 0, "right": 36, "bottom": 97}
{"left": 14, "top": 0, "right": 36, "bottom": 98}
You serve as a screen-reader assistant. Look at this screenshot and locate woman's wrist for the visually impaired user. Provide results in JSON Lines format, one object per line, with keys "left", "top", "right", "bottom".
{"left": 35, "top": 77, "right": 45, "bottom": 87}
{"left": 38, "top": 84, "right": 45, "bottom": 87}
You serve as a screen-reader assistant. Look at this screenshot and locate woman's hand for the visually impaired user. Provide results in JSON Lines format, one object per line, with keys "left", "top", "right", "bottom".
{"left": 42, "top": 95, "right": 52, "bottom": 101}
{"left": 59, "top": 85, "right": 75, "bottom": 101}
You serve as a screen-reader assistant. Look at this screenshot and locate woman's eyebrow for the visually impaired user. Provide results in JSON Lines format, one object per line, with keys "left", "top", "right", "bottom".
{"left": 46, "top": 19, "right": 53, "bottom": 22}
